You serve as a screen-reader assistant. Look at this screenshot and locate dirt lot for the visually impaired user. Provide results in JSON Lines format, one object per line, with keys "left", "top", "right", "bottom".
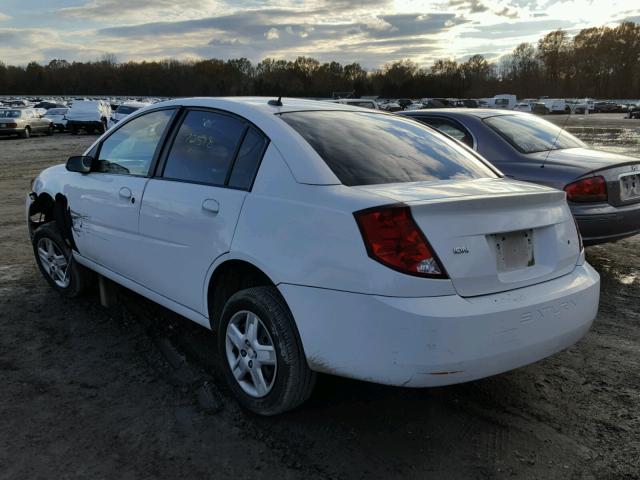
{"left": 1, "top": 114, "right": 639, "bottom": 479}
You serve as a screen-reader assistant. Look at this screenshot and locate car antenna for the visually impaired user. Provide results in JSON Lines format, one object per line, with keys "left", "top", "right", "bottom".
{"left": 541, "top": 100, "right": 573, "bottom": 169}
{"left": 268, "top": 96, "right": 283, "bottom": 107}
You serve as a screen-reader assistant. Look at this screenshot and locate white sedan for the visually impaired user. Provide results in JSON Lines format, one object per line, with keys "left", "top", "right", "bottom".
{"left": 27, "top": 97, "right": 600, "bottom": 415}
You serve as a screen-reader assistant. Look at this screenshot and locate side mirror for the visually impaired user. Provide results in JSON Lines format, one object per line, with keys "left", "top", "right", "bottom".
{"left": 66, "top": 155, "right": 94, "bottom": 173}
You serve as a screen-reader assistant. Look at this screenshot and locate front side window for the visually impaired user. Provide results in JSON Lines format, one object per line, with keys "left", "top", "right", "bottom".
{"left": 163, "top": 110, "right": 246, "bottom": 185}
{"left": 280, "top": 111, "right": 496, "bottom": 186}
{"left": 484, "top": 114, "right": 586, "bottom": 154}
{"left": 96, "top": 109, "right": 174, "bottom": 176}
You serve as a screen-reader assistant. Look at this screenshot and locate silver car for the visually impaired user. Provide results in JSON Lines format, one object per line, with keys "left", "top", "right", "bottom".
{"left": 0, "top": 108, "right": 54, "bottom": 139}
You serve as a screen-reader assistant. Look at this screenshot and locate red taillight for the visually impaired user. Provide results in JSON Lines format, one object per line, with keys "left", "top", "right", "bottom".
{"left": 5, "top": 122, "right": 18, "bottom": 128}
{"left": 354, "top": 205, "right": 447, "bottom": 278}
{"left": 564, "top": 176, "right": 607, "bottom": 202}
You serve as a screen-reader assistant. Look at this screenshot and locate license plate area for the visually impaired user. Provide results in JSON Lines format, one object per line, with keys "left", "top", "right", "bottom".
{"left": 619, "top": 172, "right": 640, "bottom": 201}
{"left": 490, "top": 229, "right": 534, "bottom": 272}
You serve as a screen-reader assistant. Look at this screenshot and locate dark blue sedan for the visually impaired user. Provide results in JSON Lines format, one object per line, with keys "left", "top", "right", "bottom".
{"left": 400, "top": 109, "right": 640, "bottom": 245}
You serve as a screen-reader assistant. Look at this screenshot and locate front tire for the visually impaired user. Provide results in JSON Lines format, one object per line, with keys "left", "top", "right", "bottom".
{"left": 32, "top": 222, "right": 91, "bottom": 297}
{"left": 218, "top": 286, "right": 316, "bottom": 415}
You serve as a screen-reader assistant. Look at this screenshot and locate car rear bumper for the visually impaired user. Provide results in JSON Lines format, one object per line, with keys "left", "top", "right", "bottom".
{"left": 67, "top": 120, "right": 102, "bottom": 128}
{"left": 280, "top": 263, "right": 599, "bottom": 387}
{"left": 574, "top": 203, "right": 640, "bottom": 245}
{"left": 0, "top": 128, "right": 22, "bottom": 135}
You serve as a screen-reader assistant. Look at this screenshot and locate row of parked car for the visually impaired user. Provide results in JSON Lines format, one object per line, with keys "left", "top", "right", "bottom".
{"left": 0, "top": 98, "right": 153, "bottom": 139}
{"left": 331, "top": 95, "right": 640, "bottom": 116}
{"left": 26, "top": 96, "right": 639, "bottom": 415}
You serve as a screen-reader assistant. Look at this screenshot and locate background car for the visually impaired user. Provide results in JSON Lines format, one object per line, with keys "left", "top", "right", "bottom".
{"left": 326, "top": 98, "right": 379, "bottom": 109}
{"left": 43, "top": 108, "right": 69, "bottom": 132}
{"left": 66, "top": 100, "right": 111, "bottom": 134}
{"left": 0, "top": 108, "right": 54, "bottom": 138}
{"left": 108, "top": 101, "right": 149, "bottom": 128}
{"left": 28, "top": 98, "right": 599, "bottom": 415}
{"left": 401, "top": 109, "right": 640, "bottom": 245}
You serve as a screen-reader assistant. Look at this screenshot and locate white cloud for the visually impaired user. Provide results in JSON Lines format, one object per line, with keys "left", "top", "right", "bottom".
{"left": 265, "top": 27, "right": 280, "bottom": 40}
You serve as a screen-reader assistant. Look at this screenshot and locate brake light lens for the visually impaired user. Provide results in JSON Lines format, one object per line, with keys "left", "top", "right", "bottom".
{"left": 354, "top": 205, "right": 447, "bottom": 278}
{"left": 564, "top": 176, "right": 607, "bottom": 202}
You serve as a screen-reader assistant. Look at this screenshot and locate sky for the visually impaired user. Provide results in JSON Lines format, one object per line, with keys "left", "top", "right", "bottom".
{"left": 0, "top": 0, "right": 638, "bottom": 69}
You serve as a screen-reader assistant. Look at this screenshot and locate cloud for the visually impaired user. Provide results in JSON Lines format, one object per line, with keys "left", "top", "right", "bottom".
{"left": 0, "top": 12, "right": 11, "bottom": 21}
{"left": 496, "top": 6, "right": 519, "bottom": 18}
{"left": 58, "top": 0, "right": 222, "bottom": 22}
{"left": 448, "top": 0, "right": 489, "bottom": 14}
{"left": 461, "top": 19, "right": 575, "bottom": 39}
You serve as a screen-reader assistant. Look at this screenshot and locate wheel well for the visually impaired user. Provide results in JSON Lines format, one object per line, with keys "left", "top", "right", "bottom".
{"left": 28, "top": 192, "right": 77, "bottom": 250}
{"left": 28, "top": 192, "right": 55, "bottom": 232}
{"left": 207, "top": 260, "right": 274, "bottom": 331}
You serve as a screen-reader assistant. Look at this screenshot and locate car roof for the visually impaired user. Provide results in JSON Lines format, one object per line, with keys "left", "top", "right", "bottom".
{"left": 154, "top": 96, "right": 368, "bottom": 115}
{"left": 100, "top": 97, "right": 374, "bottom": 186}
{"left": 402, "top": 108, "right": 526, "bottom": 119}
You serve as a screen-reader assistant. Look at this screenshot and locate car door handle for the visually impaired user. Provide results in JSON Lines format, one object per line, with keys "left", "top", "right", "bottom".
{"left": 202, "top": 199, "right": 220, "bottom": 214}
{"left": 119, "top": 187, "right": 132, "bottom": 199}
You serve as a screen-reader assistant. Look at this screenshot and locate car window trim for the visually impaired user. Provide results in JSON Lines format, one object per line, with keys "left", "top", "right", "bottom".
{"left": 154, "top": 107, "right": 270, "bottom": 192}
{"left": 93, "top": 106, "right": 179, "bottom": 178}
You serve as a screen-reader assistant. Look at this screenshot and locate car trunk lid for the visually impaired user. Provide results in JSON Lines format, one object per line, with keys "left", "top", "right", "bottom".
{"left": 355, "top": 178, "right": 581, "bottom": 297}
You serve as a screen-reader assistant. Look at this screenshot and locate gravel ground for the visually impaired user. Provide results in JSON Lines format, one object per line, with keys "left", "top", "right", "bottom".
{"left": 1, "top": 114, "right": 639, "bottom": 479}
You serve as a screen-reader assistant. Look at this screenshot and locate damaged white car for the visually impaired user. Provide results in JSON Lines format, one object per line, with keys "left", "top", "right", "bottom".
{"left": 27, "top": 97, "right": 600, "bottom": 415}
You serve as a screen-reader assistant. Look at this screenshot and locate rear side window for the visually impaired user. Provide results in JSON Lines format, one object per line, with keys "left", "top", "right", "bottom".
{"left": 228, "top": 127, "right": 268, "bottom": 189}
{"left": 413, "top": 117, "right": 474, "bottom": 148}
{"left": 163, "top": 110, "right": 245, "bottom": 185}
{"left": 280, "top": 111, "right": 496, "bottom": 186}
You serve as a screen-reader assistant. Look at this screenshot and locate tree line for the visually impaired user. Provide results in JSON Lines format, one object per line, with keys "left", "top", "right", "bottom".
{"left": 1, "top": 21, "right": 639, "bottom": 99}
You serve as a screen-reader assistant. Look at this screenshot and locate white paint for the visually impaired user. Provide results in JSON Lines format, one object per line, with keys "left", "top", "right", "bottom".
{"left": 28, "top": 96, "right": 601, "bottom": 388}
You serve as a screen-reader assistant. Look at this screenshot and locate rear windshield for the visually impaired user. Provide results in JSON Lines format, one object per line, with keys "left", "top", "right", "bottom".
{"left": 116, "top": 105, "right": 141, "bottom": 115}
{"left": 280, "top": 111, "right": 496, "bottom": 186}
{"left": 484, "top": 114, "right": 586, "bottom": 154}
{"left": 46, "top": 108, "right": 68, "bottom": 115}
{"left": 0, "top": 110, "right": 21, "bottom": 118}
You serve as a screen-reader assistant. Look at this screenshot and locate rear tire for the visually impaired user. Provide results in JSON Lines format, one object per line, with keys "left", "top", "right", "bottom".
{"left": 46, "top": 124, "right": 54, "bottom": 136}
{"left": 218, "top": 286, "right": 316, "bottom": 415}
{"left": 32, "top": 222, "right": 92, "bottom": 298}
{"left": 20, "top": 127, "right": 30, "bottom": 139}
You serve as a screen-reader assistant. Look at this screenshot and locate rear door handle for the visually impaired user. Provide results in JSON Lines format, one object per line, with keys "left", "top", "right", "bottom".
{"left": 202, "top": 199, "right": 220, "bottom": 214}
{"left": 119, "top": 187, "right": 132, "bottom": 199}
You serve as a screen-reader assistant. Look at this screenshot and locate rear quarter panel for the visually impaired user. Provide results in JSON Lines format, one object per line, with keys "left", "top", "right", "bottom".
{"left": 230, "top": 145, "right": 457, "bottom": 297}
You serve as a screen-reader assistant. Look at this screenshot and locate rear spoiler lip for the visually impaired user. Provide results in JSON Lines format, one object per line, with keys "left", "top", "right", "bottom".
{"left": 402, "top": 188, "right": 566, "bottom": 207}
{"left": 577, "top": 160, "right": 640, "bottom": 178}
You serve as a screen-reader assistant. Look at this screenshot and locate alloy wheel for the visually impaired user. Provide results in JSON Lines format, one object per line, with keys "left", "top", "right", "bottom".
{"left": 225, "top": 310, "right": 278, "bottom": 398}
{"left": 37, "top": 237, "right": 70, "bottom": 288}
